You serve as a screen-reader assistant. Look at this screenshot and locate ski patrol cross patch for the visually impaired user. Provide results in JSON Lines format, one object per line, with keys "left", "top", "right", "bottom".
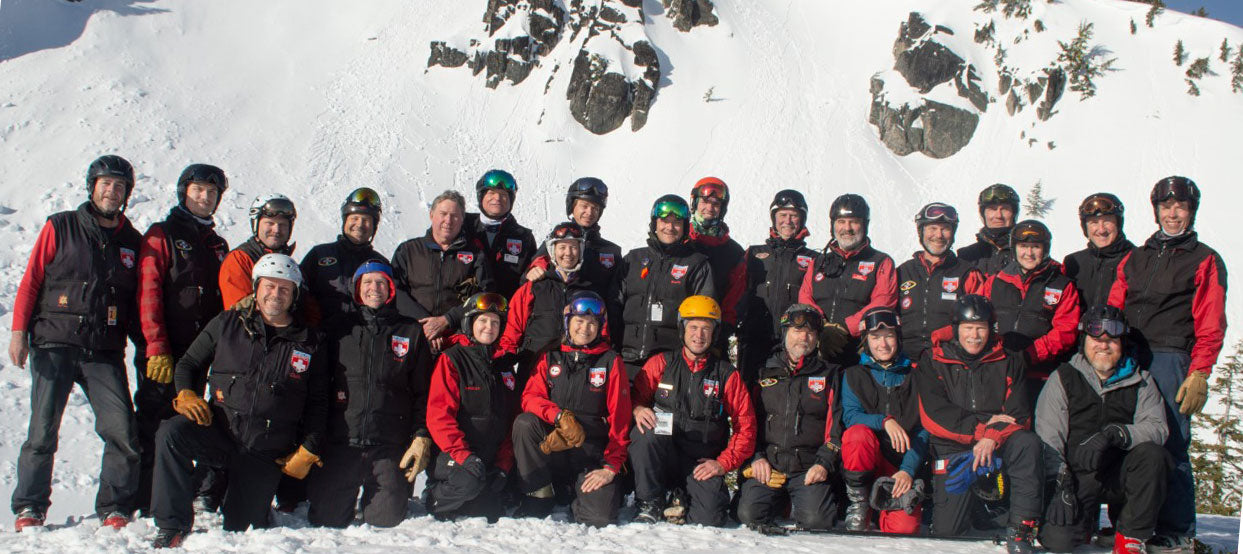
{"left": 457, "top": 252, "right": 475, "bottom": 264}
{"left": 1043, "top": 288, "right": 1064, "bottom": 306}
{"left": 856, "top": 261, "right": 875, "bottom": 276}
{"left": 119, "top": 248, "right": 135, "bottom": 269}
{"left": 901, "top": 296, "right": 913, "bottom": 309}
{"left": 796, "top": 255, "right": 814, "bottom": 269}
{"left": 942, "top": 277, "right": 960, "bottom": 293}
{"left": 670, "top": 264, "right": 688, "bottom": 280}
{"left": 336, "top": 391, "right": 347, "bottom": 402}
{"left": 589, "top": 367, "right": 607, "bottom": 388}
{"left": 391, "top": 336, "right": 410, "bottom": 358}
{"left": 702, "top": 379, "right": 720, "bottom": 398}
{"left": 502, "top": 371, "right": 516, "bottom": 391}
{"left": 599, "top": 253, "right": 615, "bottom": 268}
{"left": 549, "top": 365, "right": 562, "bottom": 377}
{"left": 808, "top": 376, "right": 826, "bottom": 393}
{"left": 290, "top": 350, "right": 311, "bottom": 373}
{"left": 506, "top": 239, "right": 523, "bottom": 256}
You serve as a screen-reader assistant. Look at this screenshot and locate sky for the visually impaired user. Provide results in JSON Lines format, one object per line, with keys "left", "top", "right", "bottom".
{"left": 1165, "top": 0, "right": 1243, "bottom": 29}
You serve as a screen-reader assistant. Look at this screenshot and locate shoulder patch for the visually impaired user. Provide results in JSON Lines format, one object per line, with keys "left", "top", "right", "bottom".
{"left": 758, "top": 378, "right": 779, "bottom": 387}
{"left": 318, "top": 256, "right": 338, "bottom": 266}
{"left": 900, "top": 280, "right": 917, "bottom": 292}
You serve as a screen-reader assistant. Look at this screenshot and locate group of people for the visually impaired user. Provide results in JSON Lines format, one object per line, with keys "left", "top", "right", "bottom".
{"left": 6, "top": 156, "right": 1226, "bottom": 554}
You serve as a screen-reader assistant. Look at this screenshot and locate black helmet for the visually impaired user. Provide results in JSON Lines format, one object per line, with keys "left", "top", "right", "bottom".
{"left": 476, "top": 169, "right": 517, "bottom": 209}
{"left": 1077, "top": 192, "right": 1123, "bottom": 236}
{"left": 830, "top": 194, "right": 870, "bottom": 222}
{"left": 565, "top": 177, "right": 608, "bottom": 216}
{"left": 977, "top": 184, "right": 1020, "bottom": 217}
{"left": 952, "top": 294, "right": 996, "bottom": 326}
{"left": 915, "top": 202, "right": 959, "bottom": 230}
{"left": 779, "top": 303, "right": 824, "bottom": 331}
{"left": 1011, "top": 219, "right": 1052, "bottom": 251}
{"left": 769, "top": 189, "right": 808, "bottom": 227}
{"left": 649, "top": 194, "right": 690, "bottom": 234}
{"left": 461, "top": 292, "right": 508, "bottom": 339}
{"left": 341, "top": 187, "right": 383, "bottom": 223}
{"left": 1149, "top": 176, "right": 1200, "bottom": 226}
{"left": 1079, "top": 304, "right": 1130, "bottom": 339}
{"left": 859, "top": 307, "right": 901, "bottom": 355}
{"left": 176, "top": 164, "right": 228, "bottom": 212}
{"left": 86, "top": 155, "right": 135, "bottom": 205}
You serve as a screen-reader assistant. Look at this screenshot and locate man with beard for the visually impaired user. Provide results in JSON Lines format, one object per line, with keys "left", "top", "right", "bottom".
{"left": 896, "top": 203, "right": 985, "bottom": 360}
{"left": 299, "top": 188, "right": 388, "bottom": 326}
{"left": 685, "top": 177, "right": 747, "bottom": 350}
{"left": 798, "top": 194, "right": 897, "bottom": 366}
{"left": 464, "top": 169, "right": 536, "bottom": 298}
{"left": 958, "top": 184, "right": 1021, "bottom": 276}
{"left": 1063, "top": 193, "right": 1133, "bottom": 313}
{"left": 737, "top": 190, "right": 818, "bottom": 383}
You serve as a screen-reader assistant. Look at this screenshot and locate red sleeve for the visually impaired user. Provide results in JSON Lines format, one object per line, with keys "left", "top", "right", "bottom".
{"left": 720, "top": 258, "right": 748, "bottom": 327}
{"left": 982, "top": 374, "right": 1026, "bottom": 446}
{"left": 426, "top": 353, "right": 472, "bottom": 464}
{"left": 528, "top": 254, "right": 550, "bottom": 271}
{"left": 631, "top": 354, "right": 668, "bottom": 408}
{"left": 218, "top": 250, "right": 254, "bottom": 310}
{"left": 964, "top": 268, "right": 987, "bottom": 295}
{"left": 602, "top": 356, "right": 633, "bottom": 471}
{"left": 138, "top": 225, "right": 173, "bottom": 357}
{"left": 1030, "top": 283, "right": 1081, "bottom": 364}
{"left": 1107, "top": 251, "right": 1133, "bottom": 310}
{"left": 520, "top": 354, "right": 560, "bottom": 424}
{"left": 844, "top": 256, "right": 898, "bottom": 337}
{"left": 1190, "top": 253, "right": 1228, "bottom": 375}
{"left": 979, "top": 273, "right": 996, "bottom": 298}
{"left": 716, "top": 371, "right": 757, "bottom": 471}
{"left": 498, "top": 282, "right": 533, "bottom": 356}
{"left": 797, "top": 261, "right": 823, "bottom": 316}
{"left": 12, "top": 221, "right": 58, "bottom": 333}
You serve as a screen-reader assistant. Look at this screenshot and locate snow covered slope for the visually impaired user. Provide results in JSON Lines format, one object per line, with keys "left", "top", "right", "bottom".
{"left": 0, "top": 0, "right": 1240, "bottom": 549}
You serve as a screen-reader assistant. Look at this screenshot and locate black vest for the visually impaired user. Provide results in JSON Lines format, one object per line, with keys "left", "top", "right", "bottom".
{"left": 520, "top": 275, "right": 600, "bottom": 357}
{"left": 990, "top": 264, "right": 1072, "bottom": 354}
{"left": 1059, "top": 367, "right": 1139, "bottom": 457}
{"left": 807, "top": 242, "right": 889, "bottom": 326}
{"left": 303, "top": 236, "right": 386, "bottom": 326}
{"left": 741, "top": 236, "right": 817, "bottom": 344}
{"left": 843, "top": 363, "right": 920, "bottom": 432}
{"left": 653, "top": 352, "right": 736, "bottom": 457}
{"left": 327, "top": 306, "right": 425, "bottom": 447}
{"left": 543, "top": 346, "right": 618, "bottom": 443}
{"left": 444, "top": 344, "right": 516, "bottom": 464}
{"left": 31, "top": 204, "right": 141, "bottom": 351}
{"left": 620, "top": 240, "right": 712, "bottom": 362}
{"left": 896, "top": 253, "right": 977, "bottom": 359}
{"left": 755, "top": 356, "right": 837, "bottom": 471}
{"left": 158, "top": 208, "right": 229, "bottom": 352}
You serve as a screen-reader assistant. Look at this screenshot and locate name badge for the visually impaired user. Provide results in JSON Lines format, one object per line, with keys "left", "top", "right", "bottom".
{"left": 503, "top": 254, "right": 520, "bottom": 264}
{"left": 655, "top": 411, "right": 674, "bottom": 436}
{"left": 941, "top": 292, "right": 958, "bottom": 301}
{"left": 649, "top": 302, "right": 664, "bottom": 322}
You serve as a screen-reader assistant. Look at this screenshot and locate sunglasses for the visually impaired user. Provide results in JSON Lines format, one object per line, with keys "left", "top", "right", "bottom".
{"left": 651, "top": 200, "right": 689, "bottom": 220}
{"left": 1083, "top": 319, "right": 1128, "bottom": 338}
{"left": 918, "top": 204, "right": 958, "bottom": 223}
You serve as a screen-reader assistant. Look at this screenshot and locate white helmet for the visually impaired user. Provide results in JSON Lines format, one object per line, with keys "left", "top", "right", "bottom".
{"left": 249, "top": 194, "right": 297, "bottom": 235}
{"left": 251, "top": 253, "right": 303, "bottom": 289}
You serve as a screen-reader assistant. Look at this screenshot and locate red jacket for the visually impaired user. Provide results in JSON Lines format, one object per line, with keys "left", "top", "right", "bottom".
{"left": 426, "top": 334, "right": 516, "bottom": 472}
{"left": 499, "top": 274, "right": 611, "bottom": 357}
{"left": 632, "top": 349, "right": 757, "bottom": 471}
{"left": 521, "top": 341, "right": 631, "bottom": 471}
{"left": 12, "top": 221, "right": 59, "bottom": 334}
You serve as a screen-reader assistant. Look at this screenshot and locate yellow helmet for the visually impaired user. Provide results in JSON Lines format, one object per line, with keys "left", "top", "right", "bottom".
{"left": 678, "top": 295, "right": 722, "bottom": 323}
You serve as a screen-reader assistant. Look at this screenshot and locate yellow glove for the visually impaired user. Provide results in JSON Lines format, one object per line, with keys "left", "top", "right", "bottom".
{"left": 172, "top": 389, "right": 212, "bottom": 426}
{"left": 742, "top": 464, "right": 788, "bottom": 489}
{"left": 146, "top": 354, "right": 174, "bottom": 384}
{"left": 399, "top": 436, "right": 435, "bottom": 483}
{"left": 819, "top": 323, "right": 850, "bottom": 358}
{"left": 1175, "top": 371, "right": 1209, "bottom": 415}
{"left": 276, "top": 446, "right": 323, "bottom": 480}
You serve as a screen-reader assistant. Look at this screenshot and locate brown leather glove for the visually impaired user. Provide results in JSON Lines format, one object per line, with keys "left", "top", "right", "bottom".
{"left": 1176, "top": 371, "right": 1209, "bottom": 415}
{"left": 399, "top": 436, "right": 435, "bottom": 483}
{"left": 276, "top": 446, "right": 323, "bottom": 480}
{"left": 539, "top": 411, "right": 587, "bottom": 454}
{"left": 742, "top": 464, "right": 788, "bottom": 489}
{"left": 172, "top": 389, "right": 212, "bottom": 426}
{"left": 146, "top": 354, "right": 175, "bottom": 384}
{"left": 819, "top": 323, "right": 850, "bottom": 359}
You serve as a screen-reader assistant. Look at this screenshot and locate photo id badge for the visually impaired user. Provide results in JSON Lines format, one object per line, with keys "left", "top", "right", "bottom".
{"left": 107, "top": 306, "right": 118, "bottom": 326}
{"left": 654, "top": 411, "right": 674, "bottom": 436}
{"left": 649, "top": 302, "right": 664, "bottom": 322}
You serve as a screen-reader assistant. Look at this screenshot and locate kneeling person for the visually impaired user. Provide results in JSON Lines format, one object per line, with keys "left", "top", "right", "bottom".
{"left": 629, "top": 296, "right": 756, "bottom": 527}
{"left": 511, "top": 292, "right": 631, "bottom": 526}
{"left": 737, "top": 304, "right": 842, "bottom": 531}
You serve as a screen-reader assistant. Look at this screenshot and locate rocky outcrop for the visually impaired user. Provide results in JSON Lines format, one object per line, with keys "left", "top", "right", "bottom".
{"left": 870, "top": 76, "right": 980, "bottom": 159}
{"left": 428, "top": 0, "right": 568, "bottom": 88}
{"left": 662, "top": 0, "right": 718, "bottom": 32}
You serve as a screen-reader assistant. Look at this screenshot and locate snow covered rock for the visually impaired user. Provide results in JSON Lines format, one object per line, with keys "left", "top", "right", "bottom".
{"left": 565, "top": 1, "right": 660, "bottom": 134}
{"left": 428, "top": 0, "right": 568, "bottom": 88}
{"left": 662, "top": 0, "right": 718, "bottom": 32}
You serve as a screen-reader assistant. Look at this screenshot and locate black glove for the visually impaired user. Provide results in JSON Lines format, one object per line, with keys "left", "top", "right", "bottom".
{"left": 1070, "top": 424, "right": 1129, "bottom": 472}
{"left": 462, "top": 454, "right": 486, "bottom": 481}
{"left": 489, "top": 468, "right": 509, "bottom": 494}
{"left": 1046, "top": 467, "right": 1080, "bottom": 527}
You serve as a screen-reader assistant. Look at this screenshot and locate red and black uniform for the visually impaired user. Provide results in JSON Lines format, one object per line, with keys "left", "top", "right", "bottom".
{"left": 895, "top": 251, "right": 985, "bottom": 360}
{"left": 133, "top": 206, "right": 229, "bottom": 511}
{"left": 957, "top": 227, "right": 1013, "bottom": 276}
{"left": 511, "top": 341, "right": 631, "bottom": 526}
{"left": 736, "top": 352, "right": 841, "bottom": 530}
{"left": 299, "top": 236, "right": 388, "bottom": 327}
{"left": 737, "top": 230, "right": 817, "bottom": 380}
{"left": 1062, "top": 237, "right": 1134, "bottom": 312}
{"left": 526, "top": 225, "right": 623, "bottom": 300}
{"left": 797, "top": 239, "right": 898, "bottom": 364}
{"left": 151, "top": 307, "right": 329, "bottom": 533}
{"left": 10, "top": 203, "right": 143, "bottom": 519}
{"left": 981, "top": 259, "right": 1081, "bottom": 382}
{"left": 688, "top": 225, "right": 747, "bottom": 339}
{"left": 425, "top": 334, "right": 517, "bottom": 520}
{"left": 499, "top": 270, "right": 612, "bottom": 383}
{"left": 390, "top": 231, "right": 493, "bottom": 327}
{"left": 629, "top": 351, "right": 755, "bottom": 527}
{"left": 218, "top": 238, "right": 293, "bottom": 310}
{"left": 915, "top": 328, "right": 1043, "bottom": 537}
{"left": 465, "top": 212, "right": 537, "bottom": 299}
{"left": 617, "top": 239, "right": 715, "bottom": 367}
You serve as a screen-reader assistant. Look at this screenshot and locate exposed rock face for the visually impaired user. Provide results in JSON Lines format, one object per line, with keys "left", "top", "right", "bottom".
{"left": 870, "top": 76, "right": 980, "bottom": 159}
{"left": 662, "top": 0, "right": 718, "bottom": 32}
{"left": 428, "top": 0, "right": 568, "bottom": 88}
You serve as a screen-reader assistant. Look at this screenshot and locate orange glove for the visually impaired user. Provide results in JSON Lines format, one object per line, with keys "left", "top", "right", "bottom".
{"left": 276, "top": 446, "right": 323, "bottom": 480}
{"left": 173, "top": 389, "right": 212, "bottom": 426}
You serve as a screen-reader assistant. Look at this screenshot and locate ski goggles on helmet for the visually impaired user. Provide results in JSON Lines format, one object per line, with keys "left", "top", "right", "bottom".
{"left": 549, "top": 223, "right": 586, "bottom": 241}
{"left": 566, "top": 294, "right": 606, "bottom": 318}
{"left": 780, "top": 306, "right": 823, "bottom": 330}
{"left": 862, "top": 309, "right": 900, "bottom": 333}
{"left": 651, "top": 199, "right": 690, "bottom": 220}
{"left": 1150, "top": 176, "right": 1198, "bottom": 204}
{"left": 479, "top": 170, "right": 517, "bottom": 192}
{"left": 256, "top": 197, "right": 297, "bottom": 220}
{"left": 979, "top": 185, "right": 1019, "bottom": 205}
{"left": 345, "top": 187, "right": 382, "bottom": 209}
{"left": 1082, "top": 318, "right": 1128, "bottom": 338}
{"left": 1013, "top": 225, "right": 1050, "bottom": 244}
{"left": 181, "top": 164, "right": 228, "bottom": 189}
{"left": 1078, "top": 194, "right": 1121, "bottom": 218}
{"left": 466, "top": 292, "right": 508, "bottom": 314}
{"left": 569, "top": 178, "right": 608, "bottom": 198}
{"left": 916, "top": 203, "right": 958, "bottom": 224}
{"left": 693, "top": 182, "right": 728, "bottom": 201}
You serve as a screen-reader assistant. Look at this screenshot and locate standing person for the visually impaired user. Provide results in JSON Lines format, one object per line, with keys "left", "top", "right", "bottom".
{"left": 685, "top": 177, "right": 747, "bottom": 349}
{"left": 219, "top": 194, "right": 297, "bottom": 309}
{"left": 840, "top": 307, "right": 929, "bottom": 535}
{"left": 738, "top": 190, "right": 817, "bottom": 383}
{"left": 134, "top": 163, "right": 230, "bottom": 515}
{"left": 628, "top": 296, "right": 755, "bottom": 526}
{"left": 958, "top": 184, "right": 1020, "bottom": 276}
{"left": 1063, "top": 193, "right": 1133, "bottom": 314}
{"left": 617, "top": 195, "right": 715, "bottom": 376}
{"left": 524, "top": 178, "right": 623, "bottom": 306}
{"left": 306, "top": 260, "right": 432, "bottom": 528}
{"left": 390, "top": 190, "right": 492, "bottom": 351}
{"left": 980, "top": 220, "right": 1081, "bottom": 394}
{"left": 896, "top": 203, "right": 985, "bottom": 360}
{"left": 511, "top": 291, "right": 631, "bottom": 526}
{"left": 9, "top": 155, "right": 143, "bottom": 531}
{"left": 424, "top": 293, "right": 517, "bottom": 521}
{"left": 148, "top": 254, "right": 329, "bottom": 547}
{"left": 465, "top": 169, "right": 536, "bottom": 298}
{"left": 1108, "top": 176, "right": 1227, "bottom": 552}
{"left": 736, "top": 304, "right": 841, "bottom": 532}
{"left": 299, "top": 187, "right": 387, "bottom": 326}
{"left": 915, "top": 295, "right": 1044, "bottom": 553}
{"left": 797, "top": 194, "right": 898, "bottom": 366}
{"left": 1035, "top": 306, "right": 1171, "bottom": 554}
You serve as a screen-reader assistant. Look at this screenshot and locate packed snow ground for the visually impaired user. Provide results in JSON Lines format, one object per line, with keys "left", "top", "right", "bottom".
{"left": 0, "top": 0, "right": 1241, "bottom": 551}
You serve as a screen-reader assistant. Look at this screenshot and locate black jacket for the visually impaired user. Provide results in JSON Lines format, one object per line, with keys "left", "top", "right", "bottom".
{"left": 465, "top": 212, "right": 537, "bottom": 299}
{"left": 391, "top": 230, "right": 493, "bottom": 326}
{"left": 300, "top": 236, "right": 388, "bottom": 326}
{"left": 751, "top": 352, "right": 843, "bottom": 474}
{"left": 618, "top": 237, "right": 715, "bottom": 363}
{"left": 895, "top": 251, "right": 983, "bottom": 360}
{"left": 739, "top": 233, "right": 817, "bottom": 347}
{"left": 1062, "top": 237, "right": 1134, "bottom": 312}
{"left": 957, "top": 226, "right": 1013, "bottom": 276}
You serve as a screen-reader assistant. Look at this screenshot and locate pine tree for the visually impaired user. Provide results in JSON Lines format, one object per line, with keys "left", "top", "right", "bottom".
{"left": 1233, "top": 48, "right": 1243, "bottom": 93}
{"left": 1146, "top": 0, "right": 1165, "bottom": 28}
{"left": 1190, "top": 340, "right": 1243, "bottom": 516}
{"left": 1220, "top": 38, "right": 1231, "bottom": 63}
{"left": 1187, "top": 79, "right": 1201, "bottom": 96}
{"left": 1186, "top": 57, "right": 1210, "bottom": 80}
{"left": 1023, "top": 181, "right": 1055, "bottom": 218}
{"left": 1056, "top": 22, "right": 1117, "bottom": 99}
{"left": 1192, "top": 7, "right": 1208, "bottom": 17}
{"left": 1174, "top": 40, "right": 1187, "bottom": 66}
